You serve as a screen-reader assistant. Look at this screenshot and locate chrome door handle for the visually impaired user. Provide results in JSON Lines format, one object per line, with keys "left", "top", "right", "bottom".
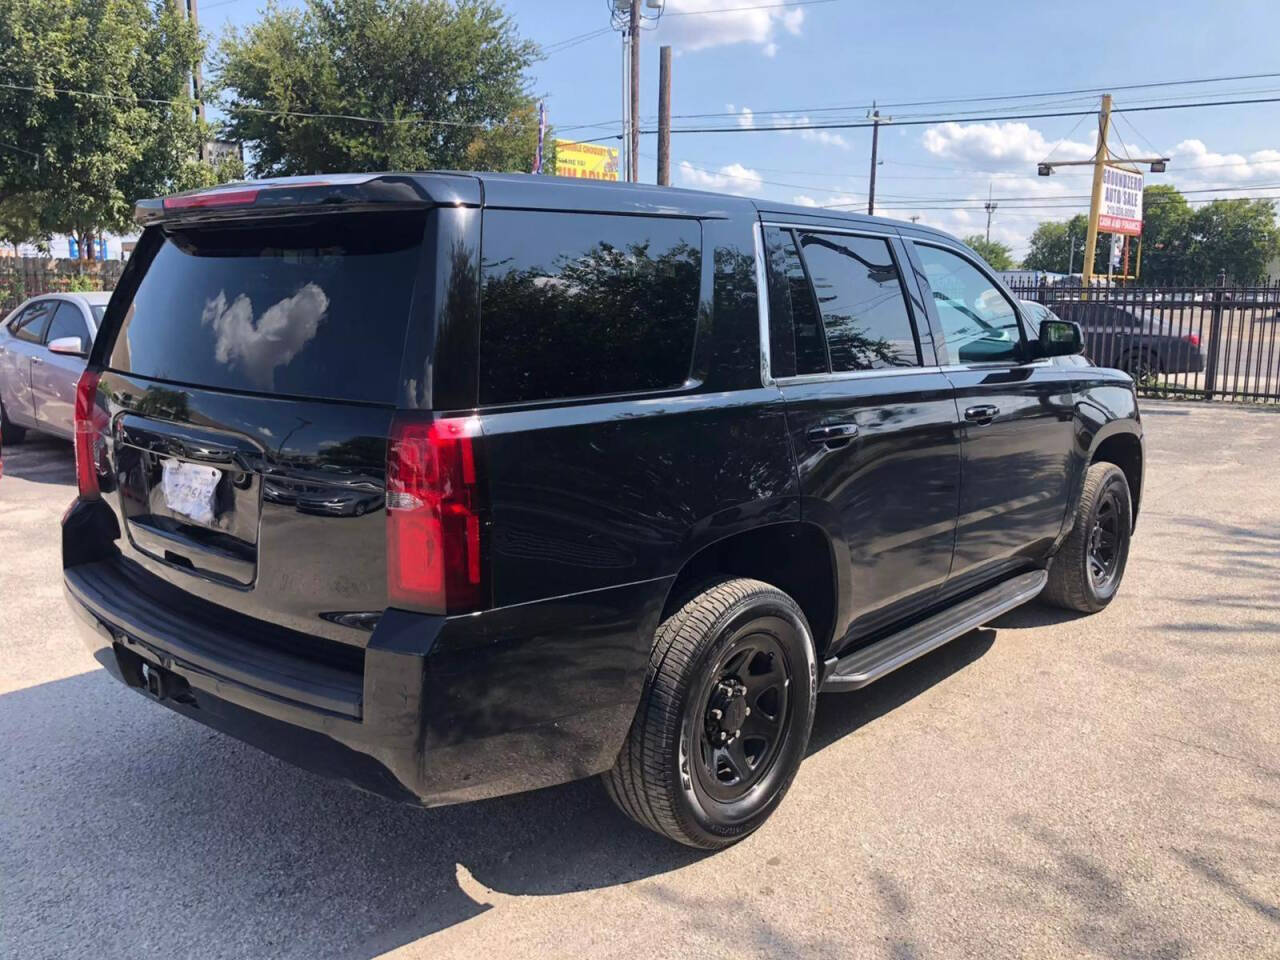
{"left": 807, "top": 422, "right": 859, "bottom": 447}
{"left": 964, "top": 404, "right": 999, "bottom": 424}
{"left": 31, "top": 356, "right": 43, "bottom": 365}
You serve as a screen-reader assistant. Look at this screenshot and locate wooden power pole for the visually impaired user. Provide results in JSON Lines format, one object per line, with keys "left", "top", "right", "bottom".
{"left": 628, "top": 0, "right": 640, "bottom": 182}
{"left": 187, "top": 0, "right": 206, "bottom": 161}
{"left": 657, "top": 45, "right": 672, "bottom": 185}
{"left": 866, "top": 103, "right": 890, "bottom": 215}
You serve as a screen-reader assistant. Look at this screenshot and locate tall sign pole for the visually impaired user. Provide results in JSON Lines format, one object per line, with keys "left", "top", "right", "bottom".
{"left": 1081, "top": 94, "right": 1113, "bottom": 291}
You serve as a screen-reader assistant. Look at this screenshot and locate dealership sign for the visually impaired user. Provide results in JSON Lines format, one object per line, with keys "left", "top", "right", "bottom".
{"left": 554, "top": 140, "right": 620, "bottom": 181}
{"left": 1098, "top": 164, "right": 1143, "bottom": 236}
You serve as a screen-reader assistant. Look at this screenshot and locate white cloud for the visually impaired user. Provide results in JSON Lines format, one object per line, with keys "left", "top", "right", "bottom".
{"left": 730, "top": 105, "right": 848, "bottom": 149}
{"left": 654, "top": 0, "right": 807, "bottom": 54}
{"left": 922, "top": 121, "right": 1094, "bottom": 170}
{"left": 792, "top": 193, "right": 861, "bottom": 209}
{"left": 1166, "top": 139, "right": 1280, "bottom": 188}
{"left": 678, "top": 161, "right": 764, "bottom": 196}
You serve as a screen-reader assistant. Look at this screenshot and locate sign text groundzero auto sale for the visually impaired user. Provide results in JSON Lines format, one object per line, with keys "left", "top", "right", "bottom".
{"left": 1099, "top": 165, "right": 1143, "bottom": 236}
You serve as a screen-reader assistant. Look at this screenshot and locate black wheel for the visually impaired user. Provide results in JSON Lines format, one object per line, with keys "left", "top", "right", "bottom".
{"left": 1123, "top": 348, "right": 1160, "bottom": 384}
{"left": 0, "top": 400, "right": 25, "bottom": 445}
{"left": 1043, "top": 462, "right": 1132, "bottom": 613}
{"left": 604, "top": 578, "right": 817, "bottom": 849}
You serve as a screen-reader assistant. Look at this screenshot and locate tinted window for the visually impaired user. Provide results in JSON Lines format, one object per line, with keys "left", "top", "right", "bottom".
{"left": 110, "top": 212, "right": 426, "bottom": 403}
{"left": 798, "top": 232, "right": 919, "bottom": 371}
{"left": 46, "top": 302, "right": 89, "bottom": 348}
{"left": 915, "top": 244, "right": 1022, "bottom": 364}
{"left": 764, "top": 227, "right": 827, "bottom": 376}
{"left": 479, "top": 211, "right": 700, "bottom": 404}
{"left": 10, "top": 302, "right": 54, "bottom": 344}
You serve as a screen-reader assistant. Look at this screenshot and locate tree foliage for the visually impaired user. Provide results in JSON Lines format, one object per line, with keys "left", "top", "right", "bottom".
{"left": 962, "top": 235, "right": 1015, "bottom": 271}
{"left": 0, "top": 0, "right": 228, "bottom": 251}
{"left": 1023, "top": 185, "right": 1280, "bottom": 283}
{"left": 216, "top": 0, "right": 544, "bottom": 177}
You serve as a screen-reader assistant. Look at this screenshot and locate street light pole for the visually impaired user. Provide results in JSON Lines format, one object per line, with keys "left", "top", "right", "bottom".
{"left": 1081, "top": 94, "right": 1113, "bottom": 291}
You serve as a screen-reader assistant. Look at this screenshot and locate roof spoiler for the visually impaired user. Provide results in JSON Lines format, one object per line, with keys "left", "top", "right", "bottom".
{"left": 135, "top": 173, "right": 481, "bottom": 226}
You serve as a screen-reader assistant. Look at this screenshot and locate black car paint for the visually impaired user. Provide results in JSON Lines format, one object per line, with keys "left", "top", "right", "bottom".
{"left": 63, "top": 173, "right": 1142, "bottom": 807}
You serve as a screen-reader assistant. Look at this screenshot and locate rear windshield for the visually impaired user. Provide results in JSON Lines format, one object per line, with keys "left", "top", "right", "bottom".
{"left": 109, "top": 212, "right": 426, "bottom": 404}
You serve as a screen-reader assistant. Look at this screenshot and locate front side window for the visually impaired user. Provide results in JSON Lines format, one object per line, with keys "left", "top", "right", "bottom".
{"left": 46, "top": 302, "right": 90, "bottom": 348}
{"left": 914, "top": 244, "right": 1023, "bottom": 364}
{"left": 479, "top": 210, "right": 701, "bottom": 404}
{"left": 798, "top": 232, "right": 920, "bottom": 371}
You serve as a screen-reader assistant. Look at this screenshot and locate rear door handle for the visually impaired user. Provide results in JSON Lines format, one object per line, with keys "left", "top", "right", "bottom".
{"left": 31, "top": 356, "right": 42, "bottom": 365}
{"left": 964, "top": 404, "right": 999, "bottom": 424}
{"left": 807, "top": 422, "right": 859, "bottom": 447}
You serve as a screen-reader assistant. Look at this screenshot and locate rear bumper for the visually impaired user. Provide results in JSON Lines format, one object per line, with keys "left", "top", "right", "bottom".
{"left": 64, "top": 552, "right": 667, "bottom": 806}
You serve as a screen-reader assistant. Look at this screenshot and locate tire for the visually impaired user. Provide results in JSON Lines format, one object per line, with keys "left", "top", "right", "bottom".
{"left": 0, "top": 401, "right": 25, "bottom": 445}
{"left": 1122, "top": 348, "right": 1159, "bottom": 383}
{"left": 1043, "top": 462, "right": 1132, "bottom": 613}
{"left": 604, "top": 578, "right": 817, "bottom": 849}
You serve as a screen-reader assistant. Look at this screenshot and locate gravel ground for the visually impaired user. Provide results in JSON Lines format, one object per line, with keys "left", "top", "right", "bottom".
{"left": 1, "top": 400, "right": 1277, "bottom": 960}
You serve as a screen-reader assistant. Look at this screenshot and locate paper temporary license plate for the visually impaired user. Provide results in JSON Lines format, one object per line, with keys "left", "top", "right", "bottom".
{"left": 160, "top": 459, "right": 222, "bottom": 526}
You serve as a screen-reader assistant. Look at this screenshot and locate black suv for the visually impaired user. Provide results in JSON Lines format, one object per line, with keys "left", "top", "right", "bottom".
{"left": 62, "top": 173, "right": 1142, "bottom": 849}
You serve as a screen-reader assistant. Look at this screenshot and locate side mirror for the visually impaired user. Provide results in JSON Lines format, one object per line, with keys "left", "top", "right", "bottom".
{"left": 48, "top": 336, "right": 86, "bottom": 357}
{"left": 1038, "top": 319, "right": 1083, "bottom": 358}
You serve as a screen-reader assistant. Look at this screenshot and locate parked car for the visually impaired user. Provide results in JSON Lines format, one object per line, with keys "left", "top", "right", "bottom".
{"left": 1046, "top": 300, "right": 1205, "bottom": 379}
{"left": 0, "top": 292, "right": 109, "bottom": 443}
{"left": 62, "top": 174, "right": 1143, "bottom": 849}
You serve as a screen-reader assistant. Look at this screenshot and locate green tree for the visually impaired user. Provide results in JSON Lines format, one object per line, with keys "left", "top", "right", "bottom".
{"left": 1022, "top": 213, "right": 1111, "bottom": 275}
{"left": 216, "top": 0, "right": 542, "bottom": 177}
{"left": 963, "top": 235, "right": 1014, "bottom": 271}
{"left": 1188, "top": 197, "right": 1280, "bottom": 283}
{"left": 1138, "top": 184, "right": 1193, "bottom": 283}
{"left": 0, "top": 0, "right": 227, "bottom": 256}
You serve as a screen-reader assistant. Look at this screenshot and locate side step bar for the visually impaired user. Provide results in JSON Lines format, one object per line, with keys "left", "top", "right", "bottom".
{"left": 822, "top": 570, "right": 1048, "bottom": 692}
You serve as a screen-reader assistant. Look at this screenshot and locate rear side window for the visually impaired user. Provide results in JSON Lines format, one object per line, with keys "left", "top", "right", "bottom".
{"left": 479, "top": 210, "right": 701, "bottom": 405}
{"left": 108, "top": 212, "right": 426, "bottom": 403}
{"left": 763, "top": 227, "right": 827, "bottom": 376}
{"left": 797, "top": 232, "right": 920, "bottom": 371}
{"left": 10, "top": 302, "right": 55, "bottom": 344}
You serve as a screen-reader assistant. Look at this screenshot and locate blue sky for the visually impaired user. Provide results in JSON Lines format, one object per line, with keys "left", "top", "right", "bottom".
{"left": 203, "top": 0, "right": 1280, "bottom": 257}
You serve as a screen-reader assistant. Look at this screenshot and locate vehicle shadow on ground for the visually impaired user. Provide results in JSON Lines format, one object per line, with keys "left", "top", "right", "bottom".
{"left": 0, "top": 624, "right": 1006, "bottom": 960}
{"left": 0, "top": 435, "right": 75, "bottom": 486}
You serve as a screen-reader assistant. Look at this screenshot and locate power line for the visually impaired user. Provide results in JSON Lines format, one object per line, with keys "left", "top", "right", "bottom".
{"left": 641, "top": 70, "right": 1280, "bottom": 124}
{"left": 650, "top": 95, "right": 1280, "bottom": 136}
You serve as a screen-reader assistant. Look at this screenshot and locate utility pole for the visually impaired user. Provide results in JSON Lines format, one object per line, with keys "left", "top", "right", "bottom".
{"left": 1067, "top": 229, "right": 1075, "bottom": 276}
{"left": 984, "top": 183, "right": 997, "bottom": 243}
{"left": 620, "top": 33, "right": 629, "bottom": 181}
{"left": 867, "top": 102, "right": 889, "bottom": 216}
{"left": 187, "top": 0, "right": 206, "bottom": 161}
{"left": 628, "top": 0, "right": 640, "bottom": 183}
{"left": 656, "top": 45, "right": 672, "bottom": 186}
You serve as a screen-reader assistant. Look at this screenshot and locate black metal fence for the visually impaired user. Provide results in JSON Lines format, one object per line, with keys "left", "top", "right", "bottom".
{"left": 1008, "top": 274, "right": 1280, "bottom": 404}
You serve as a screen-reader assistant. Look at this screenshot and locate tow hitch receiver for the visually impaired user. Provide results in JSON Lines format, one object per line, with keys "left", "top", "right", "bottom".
{"left": 140, "top": 661, "right": 168, "bottom": 700}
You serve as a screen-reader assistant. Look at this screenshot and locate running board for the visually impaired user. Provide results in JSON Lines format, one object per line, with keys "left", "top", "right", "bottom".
{"left": 821, "top": 570, "right": 1048, "bottom": 692}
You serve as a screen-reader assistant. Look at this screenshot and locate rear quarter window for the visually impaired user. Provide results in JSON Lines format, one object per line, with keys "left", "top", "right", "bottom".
{"left": 108, "top": 212, "right": 427, "bottom": 404}
{"left": 478, "top": 210, "right": 701, "bottom": 405}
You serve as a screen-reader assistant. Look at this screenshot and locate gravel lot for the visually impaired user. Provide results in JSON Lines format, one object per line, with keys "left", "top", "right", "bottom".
{"left": 2, "top": 401, "right": 1277, "bottom": 960}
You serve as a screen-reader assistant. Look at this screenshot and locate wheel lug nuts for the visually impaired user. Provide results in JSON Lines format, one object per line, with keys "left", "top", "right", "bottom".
{"left": 744, "top": 707, "right": 750, "bottom": 716}
{"left": 710, "top": 708, "right": 722, "bottom": 720}
{"left": 719, "top": 732, "right": 727, "bottom": 742}
{"left": 733, "top": 729, "right": 740, "bottom": 737}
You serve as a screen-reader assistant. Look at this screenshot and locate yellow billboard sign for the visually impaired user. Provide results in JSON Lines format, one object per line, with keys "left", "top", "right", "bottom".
{"left": 555, "top": 139, "right": 620, "bottom": 181}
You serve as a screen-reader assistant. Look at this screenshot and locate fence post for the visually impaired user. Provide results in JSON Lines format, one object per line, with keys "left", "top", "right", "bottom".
{"left": 1203, "top": 269, "right": 1227, "bottom": 399}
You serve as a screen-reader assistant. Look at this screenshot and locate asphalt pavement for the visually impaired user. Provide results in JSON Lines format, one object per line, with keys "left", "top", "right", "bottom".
{"left": 1, "top": 402, "right": 1277, "bottom": 960}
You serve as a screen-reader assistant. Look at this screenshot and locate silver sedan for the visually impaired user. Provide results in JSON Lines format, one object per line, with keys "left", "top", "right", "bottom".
{"left": 0, "top": 292, "right": 110, "bottom": 443}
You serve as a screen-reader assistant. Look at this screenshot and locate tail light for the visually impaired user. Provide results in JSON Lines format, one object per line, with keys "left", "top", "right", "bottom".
{"left": 385, "top": 415, "right": 485, "bottom": 614}
{"left": 74, "top": 368, "right": 102, "bottom": 499}
{"left": 1183, "top": 333, "right": 1201, "bottom": 347}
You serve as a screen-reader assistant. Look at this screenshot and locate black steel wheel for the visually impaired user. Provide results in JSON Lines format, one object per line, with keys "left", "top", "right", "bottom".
{"left": 1043, "top": 461, "right": 1132, "bottom": 613}
{"left": 604, "top": 578, "right": 817, "bottom": 849}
